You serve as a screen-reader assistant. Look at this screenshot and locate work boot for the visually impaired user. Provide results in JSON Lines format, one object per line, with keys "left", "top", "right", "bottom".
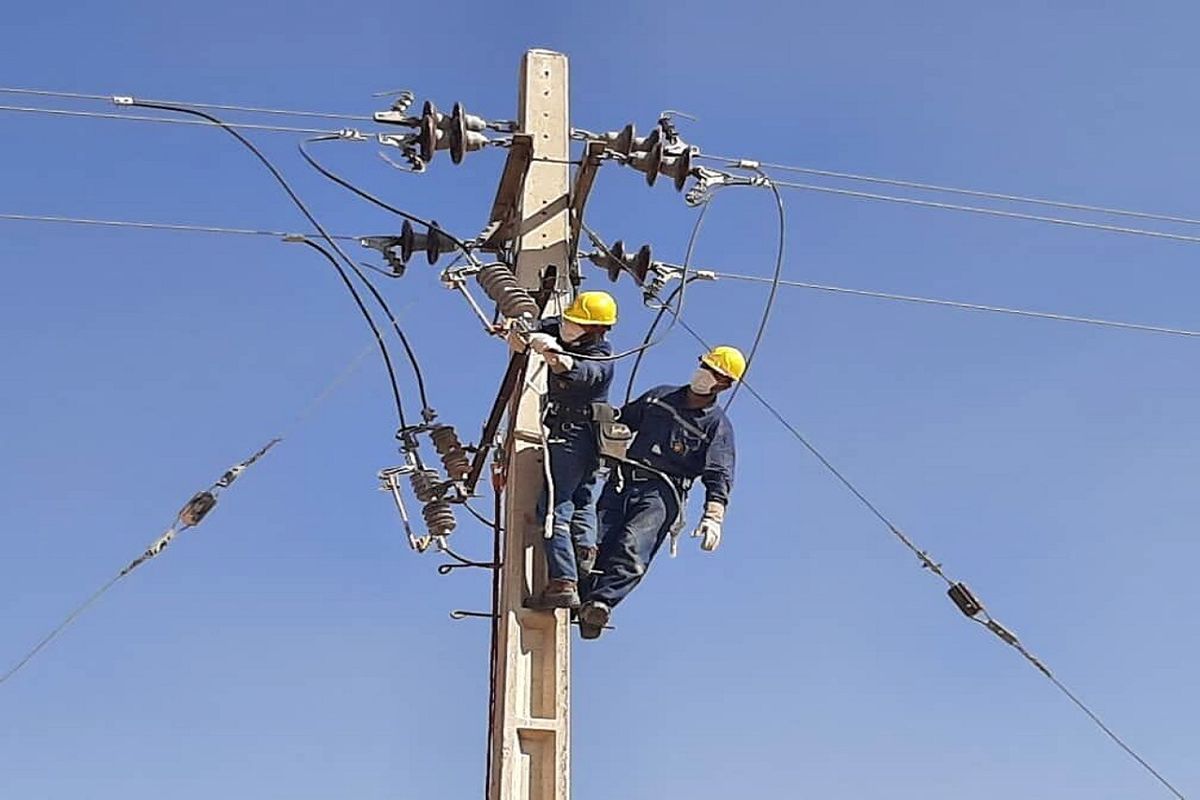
{"left": 578, "top": 600, "right": 610, "bottom": 640}
{"left": 523, "top": 579, "right": 580, "bottom": 611}
{"left": 575, "top": 545, "right": 598, "bottom": 577}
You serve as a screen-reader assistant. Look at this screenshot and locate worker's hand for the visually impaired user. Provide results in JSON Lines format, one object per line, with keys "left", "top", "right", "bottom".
{"left": 691, "top": 501, "right": 725, "bottom": 553}
{"left": 544, "top": 350, "right": 575, "bottom": 374}
{"left": 506, "top": 327, "right": 528, "bottom": 353}
{"left": 527, "top": 332, "right": 559, "bottom": 355}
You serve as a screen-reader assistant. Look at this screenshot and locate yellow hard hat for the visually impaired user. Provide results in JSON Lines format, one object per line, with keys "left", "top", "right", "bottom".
{"left": 700, "top": 345, "right": 746, "bottom": 382}
{"left": 562, "top": 291, "right": 618, "bottom": 326}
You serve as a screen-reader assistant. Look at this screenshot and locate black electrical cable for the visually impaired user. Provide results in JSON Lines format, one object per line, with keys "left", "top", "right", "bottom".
{"left": 484, "top": 482, "right": 503, "bottom": 798}
{"left": 571, "top": 194, "right": 717, "bottom": 365}
{"left": 724, "top": 172, "right": 786, "bottom": 410}
{"left": 294, "top": 137, "right": 434, "bottom": 417}
{"left": 623, "top": 275, "right": 707, "bottom": 404}
{"left": 297, "top": 137, "right": 482, "bottom": 268}
{"left": 667, "top": 309, "right": 1187, "bottom": 800}
{"left": 123, "top": 100, "right": 410, "bottom": 431}
{"left": 461, "top": 499, "right": 501, "bottom": 531}
{"left": 298, "top": 240, "right": 406, "bottom": 427}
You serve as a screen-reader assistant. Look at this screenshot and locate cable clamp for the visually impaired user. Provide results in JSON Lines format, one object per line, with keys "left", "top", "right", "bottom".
{"left": 112, "top": 95, "right": 134, "bottom": 106}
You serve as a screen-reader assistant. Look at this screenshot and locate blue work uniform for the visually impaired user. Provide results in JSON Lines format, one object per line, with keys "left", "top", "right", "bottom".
{"left": 535, "top": 319, "right": 613, "bottom": 583}
{"left": 584, "top": 384, "right": 736, "bottom": 609}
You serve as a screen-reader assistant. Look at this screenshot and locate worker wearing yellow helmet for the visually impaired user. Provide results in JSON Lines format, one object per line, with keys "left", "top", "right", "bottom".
{"left": 507, "top": 290, "right": 618, "bottom": 611}
{"left": 578, "top": 345, "right": 744, "bottom": 639}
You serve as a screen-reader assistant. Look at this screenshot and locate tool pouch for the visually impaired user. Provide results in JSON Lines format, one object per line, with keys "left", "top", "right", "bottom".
{"left": 591, "top": 402, "right": 633, "bottom": 461}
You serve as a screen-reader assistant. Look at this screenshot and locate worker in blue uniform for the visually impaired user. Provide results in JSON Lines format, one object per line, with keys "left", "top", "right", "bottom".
{"left": 578, "top": 345, "right": 745, "bottom": 639}
{"left": 509, "top": 291, "right": 619, "bottom": 611}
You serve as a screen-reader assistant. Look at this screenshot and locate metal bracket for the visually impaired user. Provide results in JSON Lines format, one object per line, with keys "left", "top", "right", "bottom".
{"left": 568, "top": 139, "right": 607, "bottom": 260}
{"left": 479, "top": 133, "right": 534, "bottom": 251}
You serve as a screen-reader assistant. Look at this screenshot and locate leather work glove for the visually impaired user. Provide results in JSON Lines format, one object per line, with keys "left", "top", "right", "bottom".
{"left": 691, "top": 501, "right": 725, "bottom": 552}
{"left": 544, "top": 350, "right": 575, "bottom": 374}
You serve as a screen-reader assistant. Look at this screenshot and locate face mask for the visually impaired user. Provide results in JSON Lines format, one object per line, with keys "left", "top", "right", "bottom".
{"left": 690, "top": 367, "right": 720, "bottom": 396}
{"left": 560, "top": 319, "right": 587, "bottom": 343}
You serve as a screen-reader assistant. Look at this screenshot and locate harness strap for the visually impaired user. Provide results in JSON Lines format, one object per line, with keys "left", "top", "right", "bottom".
{"left": 646, "top": 396, "right": 709, "bottom": 441}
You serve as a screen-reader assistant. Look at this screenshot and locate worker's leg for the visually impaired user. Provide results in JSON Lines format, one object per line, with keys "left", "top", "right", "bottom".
{"left": 535, "top": 431, "right": 594, "bottom": 584}
{"left": 568, "top": 462, "right": 602, "bottom": 576}
{"left": 584, "top": 483, "right": 675, "bottom": 610}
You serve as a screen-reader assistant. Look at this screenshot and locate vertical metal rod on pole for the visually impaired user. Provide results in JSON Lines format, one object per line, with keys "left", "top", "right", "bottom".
{"left": 488, "top": 49, "right": 573, "bottom": 800}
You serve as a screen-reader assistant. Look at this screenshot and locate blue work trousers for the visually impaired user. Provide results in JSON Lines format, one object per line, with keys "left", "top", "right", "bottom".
{"left": 537, "top": 423, "right": 601, "bottom": 583}
{"left": 583, "top": 478, "right": 679, "bottom": 609}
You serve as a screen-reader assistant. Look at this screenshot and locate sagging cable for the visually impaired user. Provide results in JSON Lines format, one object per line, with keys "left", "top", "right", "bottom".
{"left": 670, "top": 314, "right": 1188, "bottom": 800}
{"left": 121, "top": 99, "right": 414, "bottom": 427}
{"left": 0, "top": 440, "right": 280, "bottom": 688}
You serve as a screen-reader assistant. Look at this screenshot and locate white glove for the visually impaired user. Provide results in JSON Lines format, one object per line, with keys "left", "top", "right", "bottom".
{"left": 544, "top": 350, "right": 575, "bottom": 373}
{"left": 527, "top": 332, "right": 560, "bottom": 355}
{"left": 691, "top": 501, "right": 725, "bottom": 552}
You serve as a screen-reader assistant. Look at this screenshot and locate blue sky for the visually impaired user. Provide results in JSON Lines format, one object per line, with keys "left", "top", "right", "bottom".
{"left": 3, "top": 2, "right": 1199, "bottom": 798}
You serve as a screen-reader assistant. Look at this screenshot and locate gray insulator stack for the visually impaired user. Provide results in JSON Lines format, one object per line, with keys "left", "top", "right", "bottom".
{"left": 421, "top": 499, "right": 457, "bottom": 537}
{"left": 430, "top": 425, "right": 470, "bottom": 482}
{"left": 477, "top": 263, "right": 538, "bottom": 319}
{"left": 409, "top": 468, "right": 442, "bottom": 503}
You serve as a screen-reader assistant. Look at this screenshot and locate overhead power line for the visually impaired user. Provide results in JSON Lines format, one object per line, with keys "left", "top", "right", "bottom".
{"left": 0, "top": 212, "right": 358, "bottom": 240}
{"left": 667, "top": 313, "right": 1187, "bottom": 800}
{"left": 708, "top": 270, "right": 1200, "bottom": 339}
{"left": 697, "top": 153, "right": 1200, "bottom": 229}
{"left": 6, "top": 211, "right": 1199, "bottom": 341}
{"left": 770, "top": 179, "right": 1200, "bottom": 246}
{"left": 0, "top": 103, "right": 351, "bottom": 136}
{"left": 0, "top": 338, "right": 374, "bottom": 689}
{"left": 1, "top": 439, "right": 280, "bottom": 687}
{"left": 0, "top": 86, "right": 374, "bottom": 121}
{"left": 123, "top": 98, "right": 416, "bottom": 426}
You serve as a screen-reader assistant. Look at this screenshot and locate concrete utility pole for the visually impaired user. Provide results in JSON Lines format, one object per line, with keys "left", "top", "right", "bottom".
{"left": 487, "top": 49, "right": 574, "bottom": 800}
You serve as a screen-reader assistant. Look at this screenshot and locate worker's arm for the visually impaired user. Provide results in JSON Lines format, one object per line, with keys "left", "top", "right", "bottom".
{"left": 549, "top": 354, "right": 611, "bottom": 387}
{"left": 692, "top": 419, "right": 734, "bottom": 553}
{"left": 699, "top": 417, "right": 735, "bottom": 507}
{"left": 618, "top": 388, "right": 656, "bottom": 431}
